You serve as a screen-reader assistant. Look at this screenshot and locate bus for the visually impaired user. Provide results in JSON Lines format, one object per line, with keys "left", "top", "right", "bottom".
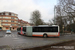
{"left": 0, "top": 27, "right": 2, "bottom": 31}
{"left": 17, "top": 26, "right": 26, "bottom": 35}
{"left": 17, "top": 25, "right": 60, "bottom": 38}
{"left": 17, "top": 27, "right": 21, "bottom": 35}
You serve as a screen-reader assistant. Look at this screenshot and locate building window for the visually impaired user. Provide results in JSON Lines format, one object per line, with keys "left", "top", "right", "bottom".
{"left": 1, "top": 20, "right": 3, "bottom": 22}
{"left": 15, "top": 18, "right": 18, "bottom": 20}
{"left": 11, "top": 21, "right": 14, "bottom": 22}
{"left": 5, "top": 13, "right": 9, "bottom": 15}
{"left": 5, "top": 20, "right": 8, "bottom": 22}
{"left": 1, "top": 17, "right": 3, "bottom": 18}
{"left": 15, "top": 14, "right": 17, "bottom": 16}
{"left": 11, "top": 17, "right": 14, "bottom": 19}
{"left": 3, "top": 13, "right": 5, "bottom": 15}
{"left": 11, "top": 24, "right": 14, "bottom": 26}
{"left": 16, "top": 18, "right": 18, "bottom": 20}
{"left": 11, "top": 14, "right": 14, "bottom": 16}
{"left": 1, "top": 24, "right": 3, "bottom": 25}
{"left": 9, "top": 13, "right": 11, "bottom": 15}
{"left": 15, "top": 24, "right": 17, "bottom": 26}
{"left": 15, "top": 21, "right": 18, "bottom": 23}
{"left": 0, "top": 13, "right": 1, "bottom": 15}
{"left": 5, "top": 24, "right": 8, "bottom": 25}
{"left": 1, "top": 13, "right": 3, "bottom": 15}
{"left": 5, "top": 17, "right": 8, "bottom": 19}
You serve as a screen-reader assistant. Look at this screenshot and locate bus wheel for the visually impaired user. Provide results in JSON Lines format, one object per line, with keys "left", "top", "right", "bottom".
{"left": 43, "top": 34, "right": 47, "bottom": 38}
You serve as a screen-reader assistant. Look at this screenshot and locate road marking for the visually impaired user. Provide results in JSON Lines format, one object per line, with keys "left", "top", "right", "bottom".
{"left": 4, "top": 34, "right": 15, "bottom": 37}
{"left": 12, "top": 38, "right": 19, "bottom": 39}
{"left": 9, "top": 35, "right": 11, "bottom": 37}
{"left": 5, "top": 35, "right": 7, "bottom": 37}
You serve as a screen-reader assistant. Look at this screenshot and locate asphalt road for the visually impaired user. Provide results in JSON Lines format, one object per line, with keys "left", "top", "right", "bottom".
{"left": 0, "top": 31, "right": 75, "bottom": 49}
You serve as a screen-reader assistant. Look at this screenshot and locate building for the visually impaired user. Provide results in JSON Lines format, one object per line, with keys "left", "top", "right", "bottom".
{"left": 0, "top": 12, "right": 18, "bottom": 30}
{"left": 18, "top": 19, "right": 30, "bottom": 27}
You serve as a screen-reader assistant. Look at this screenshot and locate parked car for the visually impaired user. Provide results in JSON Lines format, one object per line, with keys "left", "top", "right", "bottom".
{"left": 6, "top": 30, "right": 11, "bottom": 34}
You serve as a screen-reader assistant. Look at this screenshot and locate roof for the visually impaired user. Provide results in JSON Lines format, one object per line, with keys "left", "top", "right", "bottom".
{"left": 0, "top": 11, "right": 18, "bottom": 15}
{"left": 18, "top": 19, "right": 30, "bottom": 24}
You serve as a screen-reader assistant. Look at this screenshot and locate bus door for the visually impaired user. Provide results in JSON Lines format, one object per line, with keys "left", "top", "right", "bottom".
{"left": 26, "top": 26, "right": 32, "bottom": 36}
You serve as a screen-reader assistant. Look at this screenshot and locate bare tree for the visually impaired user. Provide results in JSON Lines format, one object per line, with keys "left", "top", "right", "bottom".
{"left": 48, "top": 20, "right": 54, "bottom": 25}
{"left": 54, "top": 0, "right": 75, "bottom": 32}
{"left": 30, "top": 10, "right": 44, "bottom": 26}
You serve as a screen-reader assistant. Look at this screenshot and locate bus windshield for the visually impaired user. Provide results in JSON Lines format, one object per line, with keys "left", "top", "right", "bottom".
{"left": 17, "top": 27, "right": 21, "bottom": 31}
{"left": 23, "top": 27, "right": 26, "bottom": 32}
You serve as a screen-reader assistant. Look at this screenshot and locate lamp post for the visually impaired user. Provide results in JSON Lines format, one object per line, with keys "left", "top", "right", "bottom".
{"left": 63, "top": 25, "right": 64, "bottom": 35}
{"left": 54, "top": 5, "right": 56, "bottom": 25}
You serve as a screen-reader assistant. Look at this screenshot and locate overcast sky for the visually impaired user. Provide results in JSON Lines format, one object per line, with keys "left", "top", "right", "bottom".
{"left": 0, "top": 0, "right": 57, "bottom": 23}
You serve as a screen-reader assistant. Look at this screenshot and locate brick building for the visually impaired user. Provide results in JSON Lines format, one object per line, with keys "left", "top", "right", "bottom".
{"left": 18, "top": 19, "right": 30, "bottom": 27}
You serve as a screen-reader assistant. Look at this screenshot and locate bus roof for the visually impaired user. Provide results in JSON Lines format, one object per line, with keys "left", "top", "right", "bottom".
{"left": 22, "top": 25, "right": 59, "bottom": 27}
{"left": 33, "top": 26, "right": 58, "bottom": 27}
{"left": 38, "top": 25, "right": 49, "bottom": 26}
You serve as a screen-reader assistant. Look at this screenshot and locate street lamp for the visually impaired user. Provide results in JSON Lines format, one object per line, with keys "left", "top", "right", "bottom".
{"left": 54, "top": 5, "right": 57, "bottom": 25}
{"left": 63, "top": 25, "right": 64, "bottom": 35}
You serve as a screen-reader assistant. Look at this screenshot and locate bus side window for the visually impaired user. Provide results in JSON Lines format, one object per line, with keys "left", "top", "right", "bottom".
{"left": 41, "top": 27, "right": 43, "bottom": 32}
{"left": 33, "top": 27, "right": 35, "bottom": 32}
{"left": 36, "top": 27, "right": 38, "bottom": 32}
{"left": 48, "top": 27, "right": 53, "bottom": 32}
{"left": 45, "top": 27, "right": 47, "bottom": 32}
{"left": 52, "top": 27, "right": 58, "bottom": 32}
{"left": 33, "top": 27, "right": 38, "bottom": 32}
{"left": 38, "top": 27, "right": 41, "bottom": 32}
{"left": 23, "top": 27, "right": 26, "bottom": 32}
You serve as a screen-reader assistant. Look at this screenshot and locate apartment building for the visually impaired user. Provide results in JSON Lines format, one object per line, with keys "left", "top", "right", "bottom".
{"left": 0, "top": 12, "right": 18, "bottom": 30}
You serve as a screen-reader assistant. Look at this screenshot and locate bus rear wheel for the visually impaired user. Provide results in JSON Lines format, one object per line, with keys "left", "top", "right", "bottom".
{"left": 43, "top": 34, "right": 47, "bottom": 38}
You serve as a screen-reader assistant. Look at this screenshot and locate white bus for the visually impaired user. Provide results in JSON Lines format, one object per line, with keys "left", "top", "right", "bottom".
{"left": 17, "top": 26, "right": 26, "bottom": 35}
{"left": 25, "top": 25, "right": 60, "bottom": 38}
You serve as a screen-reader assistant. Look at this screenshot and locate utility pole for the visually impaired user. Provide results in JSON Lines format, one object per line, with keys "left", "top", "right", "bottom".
{"left": 54, "top": 5, "right": 56, "bottom": 25}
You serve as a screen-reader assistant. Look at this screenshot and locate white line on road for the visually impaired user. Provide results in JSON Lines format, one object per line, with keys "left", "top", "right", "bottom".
{"left": 4, "top": 34, "right": 18, "bottom": 37}
{"left": 5, "top": 35, "right": 7, "bottom": 37}
{"left": 12, "top": 38, "right": 19, "bottom": 39}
